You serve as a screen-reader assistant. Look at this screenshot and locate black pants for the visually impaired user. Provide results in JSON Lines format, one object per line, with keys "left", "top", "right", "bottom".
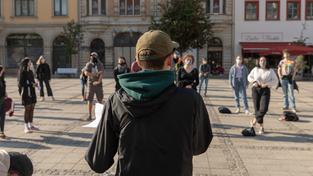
{"left": 24, "top": 104, "right": 35, "bottom": 123}
{"left": 252, "top": 87, "right": 271, "bottom": 124}
{"left": 0, "top": 101, "right": 5, "bottom": 132}
{"left": 39, "top": 79, "right": 53, "bottom": 97}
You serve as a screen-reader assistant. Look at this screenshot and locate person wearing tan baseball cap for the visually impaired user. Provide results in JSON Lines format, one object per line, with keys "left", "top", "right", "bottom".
{"left": 86, "top": 30, "right": 213, "bottom": 176}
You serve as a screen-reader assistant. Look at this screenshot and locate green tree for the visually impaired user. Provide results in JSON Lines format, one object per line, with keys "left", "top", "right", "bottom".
{"left": 150, "top": 0, "right": 212, "bottom": 54}
{"left": 61, "top": 20, "right": 83, "bottom": 61}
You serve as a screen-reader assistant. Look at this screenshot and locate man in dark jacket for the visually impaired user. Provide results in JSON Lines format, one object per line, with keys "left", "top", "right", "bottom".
{"left": 85, "top": 30, "right": 213, "bottom": 176}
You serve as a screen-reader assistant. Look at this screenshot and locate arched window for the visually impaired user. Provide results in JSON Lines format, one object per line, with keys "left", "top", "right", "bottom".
{"left": 207, "top": 37, "right": 223, "bottom": 70}
{"left": 52, "top": 36, "right": 71, "bottom": 73}
{"left": 90, "top": 38, "right": 105, "bottom": 65}
{"left": 113, "top": 32, "right": 142, "bottom": 66}
{"left": 6, "top": 33, "right": 43, "bottom": 68}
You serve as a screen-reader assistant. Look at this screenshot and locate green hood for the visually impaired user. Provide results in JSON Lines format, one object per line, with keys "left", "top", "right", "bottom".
{"left": 118, "top": 70, "right": 175, "bottom": 101}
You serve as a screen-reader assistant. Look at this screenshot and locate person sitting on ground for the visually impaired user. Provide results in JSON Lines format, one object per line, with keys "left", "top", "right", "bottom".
{"left": 0, "top": 150, "right": 33, "bottom": 176}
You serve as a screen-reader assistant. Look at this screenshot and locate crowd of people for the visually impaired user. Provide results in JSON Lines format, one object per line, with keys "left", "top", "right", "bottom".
{"left": 0, "top": 29, "right": 301, "bottom": 176}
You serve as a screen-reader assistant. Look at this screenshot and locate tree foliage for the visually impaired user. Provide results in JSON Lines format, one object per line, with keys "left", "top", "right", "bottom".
{"left": 150, "top": 0, "right": 212, "bottom": 53}
{"left": 61, "top": 20, "right": 83, "bottom": 59}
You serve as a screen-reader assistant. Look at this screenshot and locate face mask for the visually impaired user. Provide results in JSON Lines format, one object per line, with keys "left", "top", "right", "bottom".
{"left": 185, "top": 60, "right": 192, "bottom": 65}
{"left": 236, "top": 59, "right": 242, "bottom": 65}
{"left": 119, "top": 62, "right": 126, "bottom": 65}
{"left": 260, "top": 61, "right": 266, "bottom": 68}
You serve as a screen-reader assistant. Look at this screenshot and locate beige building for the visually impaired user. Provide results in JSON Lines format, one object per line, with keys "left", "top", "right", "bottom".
{"left": 0, "top": 0, "right": 78, "bottom": 73}
{"left": 80, "top": 0, "right": 233, "bottom": 76}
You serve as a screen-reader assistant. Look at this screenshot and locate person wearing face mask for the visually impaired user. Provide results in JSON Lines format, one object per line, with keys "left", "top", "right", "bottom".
{"left": 83, "top": 52, "right": 104, "bottom": 121}
{"left": 229, "top": 56, "right": 251, "bottom": 114}
{"left": 177, "top": 54, "right": 199, "bottom": 91}
{"left": 113, "top": 57, "right": 130, "bottom": 91}
{"left": 18, "top": 57, "right": 39, "bottom": 133}
{"left": 248, "top": 57, "right": 278, "bottom": 134}
{"left": 277, "top": 50, "right": 297, "bottom": 113}
{"left": 199, "top": 58, "right": 211, "bottom": 97}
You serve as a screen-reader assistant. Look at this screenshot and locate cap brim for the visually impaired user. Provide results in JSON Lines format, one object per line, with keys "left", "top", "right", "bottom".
{"left": 172, "top": 41, "right": 179, "bottom": 50}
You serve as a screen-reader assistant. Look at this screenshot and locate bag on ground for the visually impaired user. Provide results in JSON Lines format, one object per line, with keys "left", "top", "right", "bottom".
{"left": 218, "top": 106, "right": 231, "bottom": 114}
{"left": 283, "top": 111, "right": 299, "bottom": 121}
{"left": 241, "top": 127, "right": 256, "bottom": 136}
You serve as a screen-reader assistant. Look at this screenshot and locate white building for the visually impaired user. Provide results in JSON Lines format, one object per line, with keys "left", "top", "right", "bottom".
{"left": 234, "top": 0, "right": 313, "bottom": 72}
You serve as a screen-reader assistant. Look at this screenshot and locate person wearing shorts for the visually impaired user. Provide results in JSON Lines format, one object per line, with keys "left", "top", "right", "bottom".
{"left": 83, "top": 52, "right": 104, "bottom": 121}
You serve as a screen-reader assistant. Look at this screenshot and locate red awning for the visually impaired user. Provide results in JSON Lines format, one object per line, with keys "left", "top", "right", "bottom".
{"left": 241, "top": 42, "right": 313, "bottom": 56}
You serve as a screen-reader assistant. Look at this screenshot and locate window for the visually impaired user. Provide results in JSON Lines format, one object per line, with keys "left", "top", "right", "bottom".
{"left": 87, "top": 0, "right": 105, "bottom": 16}
{"left": 120, "top": 0, "right": 140, "bottom": 15}
{"left": 245, "top": 1, "right": 259, "bottom": 20}
{"left": 15, "top": 0, "right": 34, "bottom": 16}
{"left": 54, "top": 0, "right": 67, "bottom": 16}
{"left": 306, "top": 0, "right": 313, "bottom": 20}
{"left": 266, "top": 1, "right": 280, "bottom": 20}
{"left": 287, "top": 0, "right": 301, "bottom": 20}
{"left": 213, "top": 0, "right": 220, "bottom": 13}
{"left": 206, "top": 0, "right": 225, "bottom": 14}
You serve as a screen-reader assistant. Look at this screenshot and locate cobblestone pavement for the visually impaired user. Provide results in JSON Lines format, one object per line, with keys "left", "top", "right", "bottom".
{"left": 0, "top": 78, "right": 313, "bottom": 176}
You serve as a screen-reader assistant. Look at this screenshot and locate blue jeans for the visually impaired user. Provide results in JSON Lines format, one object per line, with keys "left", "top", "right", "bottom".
{"left": 280, "top": 79, "right": 295, "bottom": 109}
{"left": 199, "top": 77, "right": 209, "bottom": 94}
{"left": 233, "top": 79, "right": 249, "bottom": 110}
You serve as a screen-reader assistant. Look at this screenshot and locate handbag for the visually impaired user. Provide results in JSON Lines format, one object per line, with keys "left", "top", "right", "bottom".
{"left": 241, "top": 127, "right": 256, "bottom": 136}
{"left": 4, "top": 97, "right": 14, "bottom": 117}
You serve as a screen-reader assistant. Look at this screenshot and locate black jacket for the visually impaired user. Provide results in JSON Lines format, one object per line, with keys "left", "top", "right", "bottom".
{"left": 19, "top": 70, "right": 37, "bottom": 105}
{"left": 36, "top": 63, "right": 51, "bottom": 81}
{"left": 85, "top": 85, "right": 213, "bottom": 176}
{"left": 113, "top": 66, "right": 130, "bottom": 91}
{"left": 0, "top": 75, "right": 5, "bottom": 99}
{"left": 177, "top": 67, "right": 199, "bottom": 90}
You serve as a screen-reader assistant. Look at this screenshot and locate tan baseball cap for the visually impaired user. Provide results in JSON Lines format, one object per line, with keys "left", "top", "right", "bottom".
{"left": 136, "top": 30, "right": 179, "bottom": 60}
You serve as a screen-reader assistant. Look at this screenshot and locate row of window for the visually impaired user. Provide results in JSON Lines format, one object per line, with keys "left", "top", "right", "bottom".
{"left": 86, "top": 0, "right": 140, "bottom": 16}
{"left": 245, "top": 0, "right": 313, "bottom": 21}
{"left": 3, "top": 0, "right": 69, "bottom": 17}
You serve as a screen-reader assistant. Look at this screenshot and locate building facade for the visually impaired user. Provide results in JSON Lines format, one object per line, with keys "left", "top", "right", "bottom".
{"left": 234, "top": 0, "right": 313, "bottom": 72}
{"left": 0, "top": 0, "right": 78, "bottom": 73}
{"left": 80, "top": 0, "right": 233, "bottom": 76}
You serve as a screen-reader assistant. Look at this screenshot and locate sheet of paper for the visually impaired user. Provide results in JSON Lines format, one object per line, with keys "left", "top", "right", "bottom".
{"left": 82, "top": 103, "right": 104, "bottom": 128}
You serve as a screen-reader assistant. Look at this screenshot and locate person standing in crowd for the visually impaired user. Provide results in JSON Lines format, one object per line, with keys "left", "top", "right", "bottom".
{"left": 199, "top": 58, "right": 211, "bottom": 97}
{"left": 0, "top": 66, "right": 7, "bottom": 139}
{"left": 177, "top": 54, "right": 199, "bottom": 91}
{"left": 248, "top": 57, "right": 278, "bottom": 134}
{"left": 83, "top": 52, "right": 104, "bottom": 121}
{"left": 0, "top": 150, "right": 33, "bottom": 176}
{"left": 18, "top": 58, "right": 39, "bottom": 133}
{"left": 85, "top": 30, "right": 213, "bottom": 175}
{"left": 113, "top": 57, "right": 130, "bottom": 91}
{"left": 130, "top": 60, "right": 142, "bottom": 72}
{"left": 36, "top": 56, "right": 54, "bottom": 101}
{"left": 277, "top": 50, "right": 297, "bottom": 113}
{"left": 229, "top": 56, "right": 251, "bottom": 114}
{"left": 80, "top": 69, "right": 88, "bottom": 101}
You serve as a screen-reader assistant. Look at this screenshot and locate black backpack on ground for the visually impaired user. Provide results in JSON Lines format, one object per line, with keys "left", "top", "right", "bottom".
{"left": 241, "top": 127, "right": 256, "bottom": 137}
{"left": 218, "top": 106, "right": 231, "bottom": 114}
{"left": 283, "top": 111, "right": 299, "bottom": 121}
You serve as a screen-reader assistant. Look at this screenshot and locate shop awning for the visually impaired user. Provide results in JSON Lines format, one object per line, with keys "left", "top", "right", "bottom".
{"left": 241, "top": 42, "right": 313, "bottom": 56}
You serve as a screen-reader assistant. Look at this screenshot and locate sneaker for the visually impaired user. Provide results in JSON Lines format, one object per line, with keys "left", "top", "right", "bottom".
{"left": 30, "top": 126, "right": 40, "bottom": 131}
{"left": 81, "top": 115, "right": 92, "bottom": 121}
{"left": 245, "top": 110, "right": 253, "bottom": 115}
{"left": 258, "top": 127, "right": 265, "bottom": 135}
{"left": 51, "top": 96, "right": 55, "bottom": 101}
{"left": 24, "top": 127, "right": 32, "bottom": 134}
{"left": 0, "top": 132, "right": 6, "bottom": 139}
{"left": 235, "top": 108, "right": 240, "bottom": 114}
{"left": 40, "top": 97, "right": 45, "bottom": 102}
{"left": 282, "top": 107, "right": 289, "bottom": 111}
{"left": 291, "top": 108, "right": 297, "bottom": 113}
